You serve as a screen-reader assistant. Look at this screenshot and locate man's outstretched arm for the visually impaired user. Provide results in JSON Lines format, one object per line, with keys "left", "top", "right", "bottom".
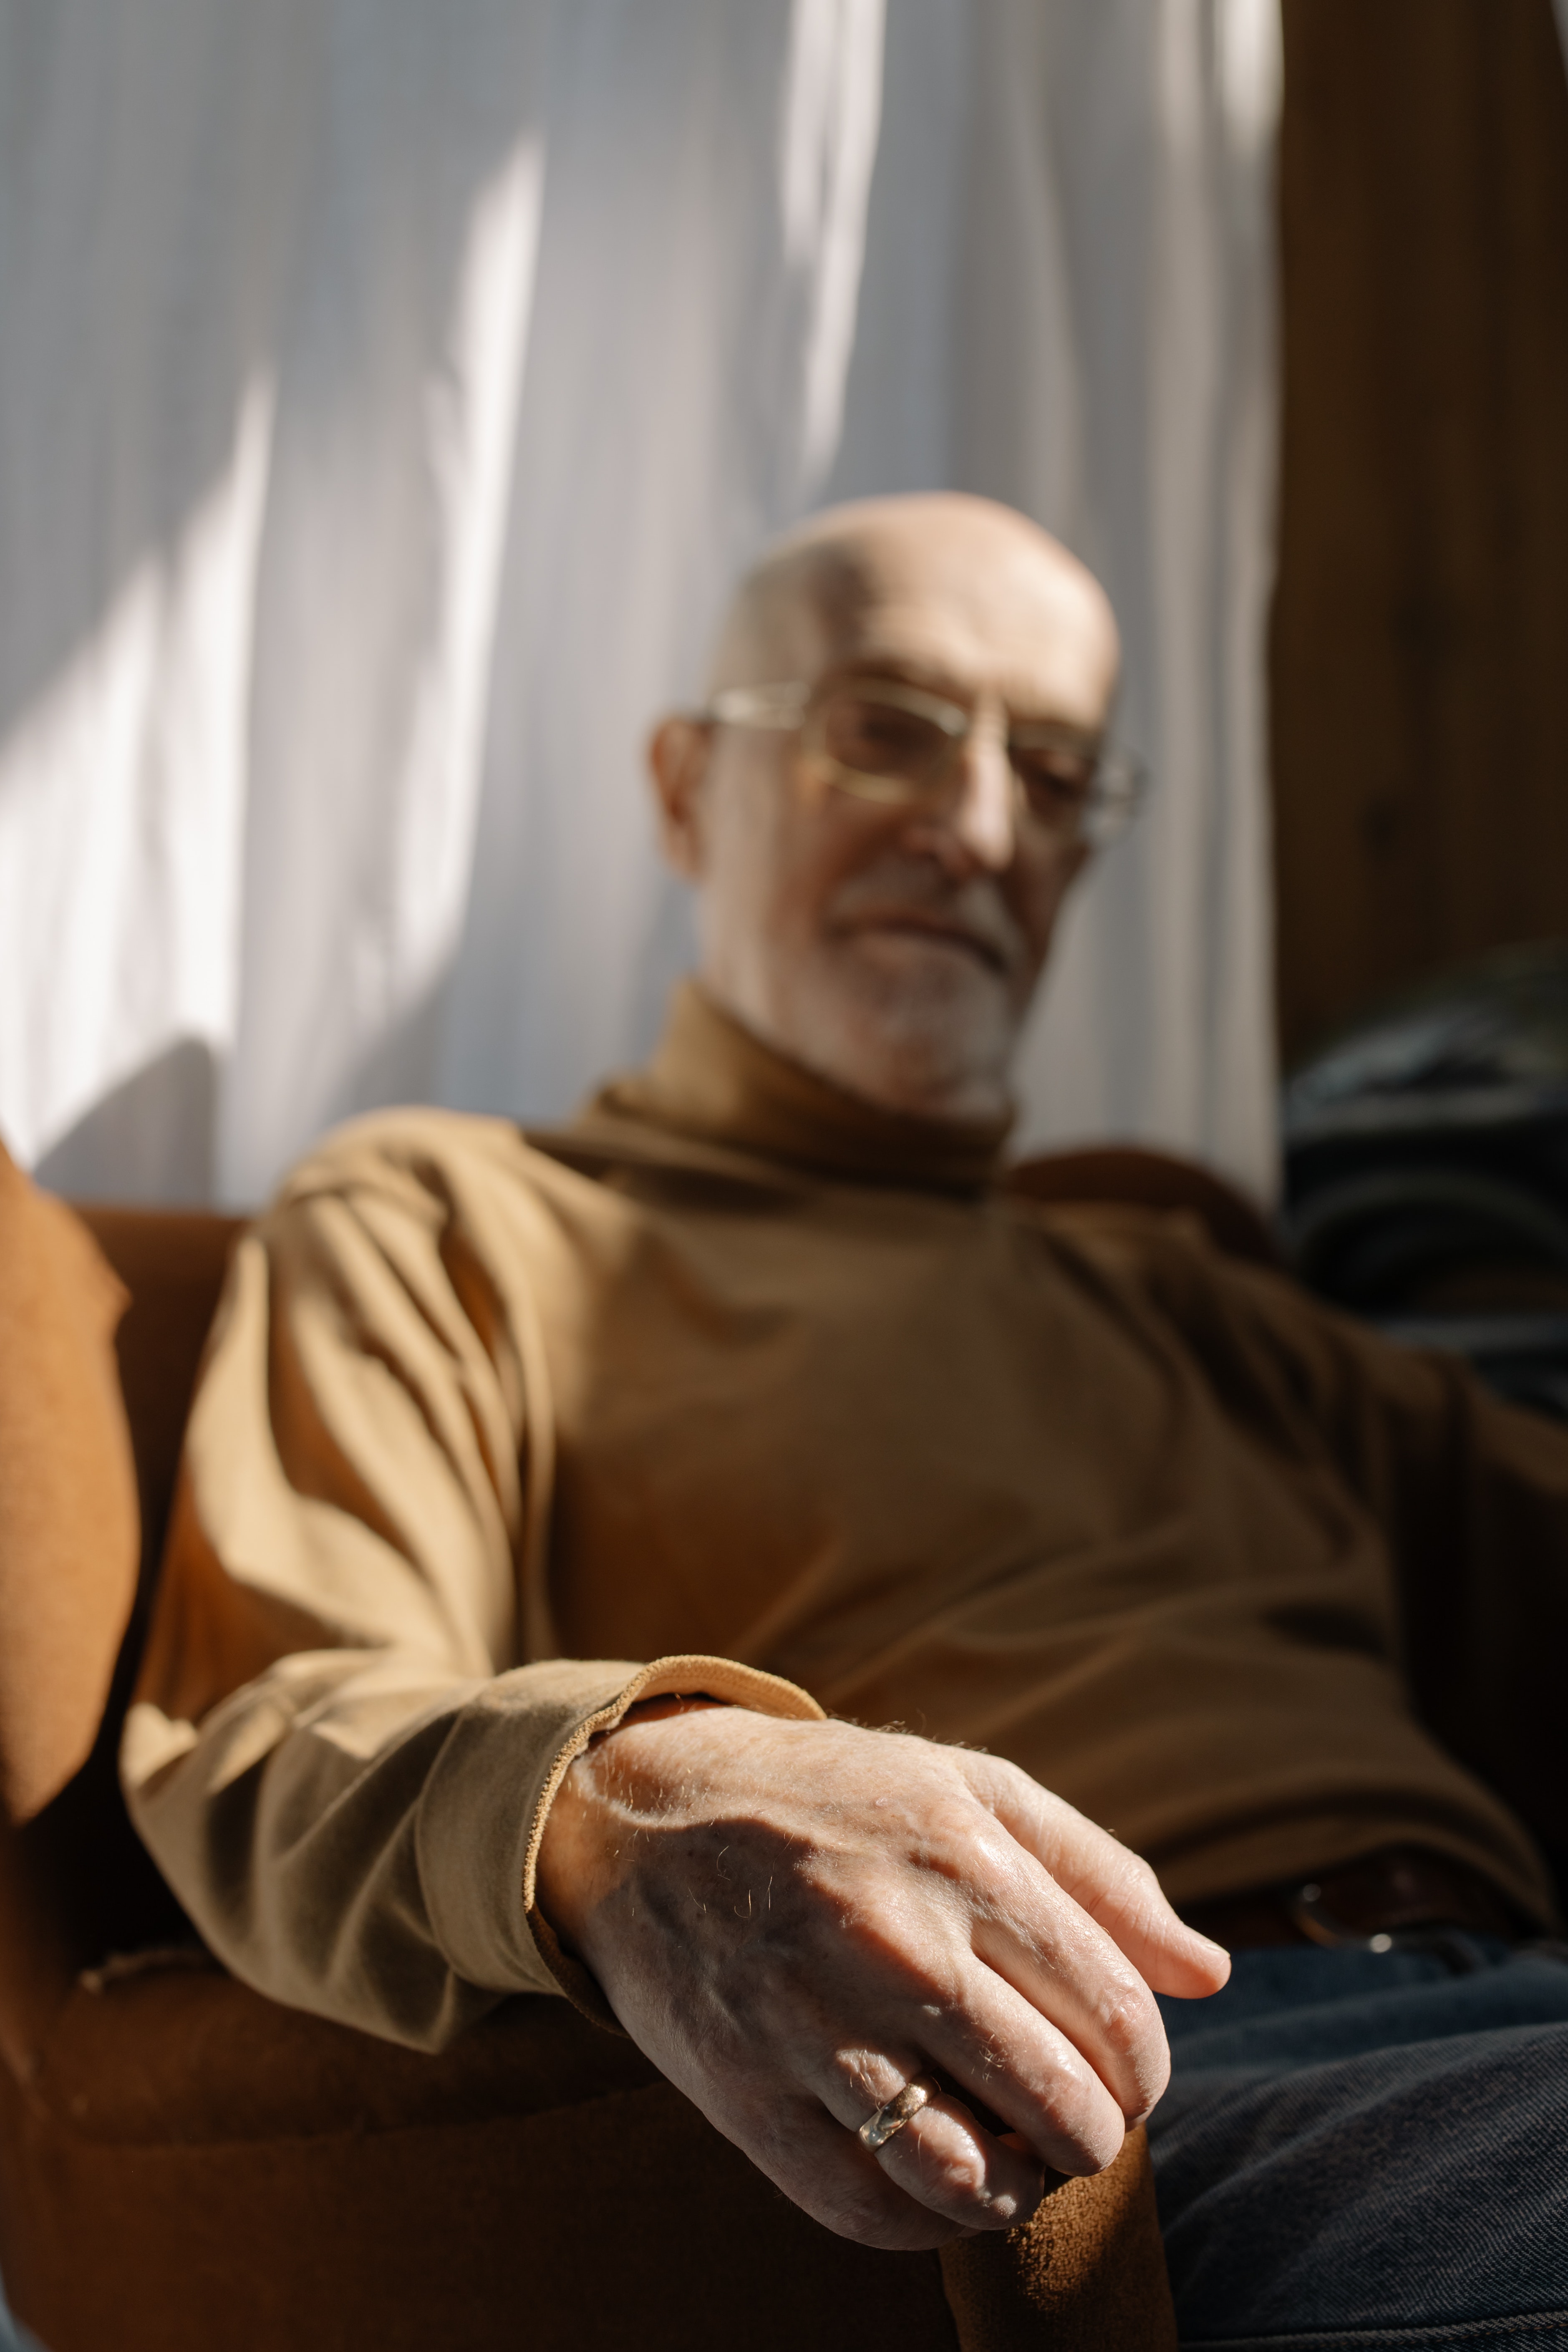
{"left": 124, "top": 1114, "right": 1225, "bottom": 2241}
{"left": 539, "top": 1699, "right": 1228, "bottom": 2250}
{"left": 121, "top": 1119, "right": 819, "bottom": 2045}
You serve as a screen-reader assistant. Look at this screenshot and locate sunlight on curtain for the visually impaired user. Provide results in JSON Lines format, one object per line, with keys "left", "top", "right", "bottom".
{"left": 0, "top": 0, "right": 1281, "bottom": 1205}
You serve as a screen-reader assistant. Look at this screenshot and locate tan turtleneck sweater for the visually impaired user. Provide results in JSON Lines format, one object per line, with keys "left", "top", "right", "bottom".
{"left": 123, "top": 985, "right": 1565, "bottom": 2049}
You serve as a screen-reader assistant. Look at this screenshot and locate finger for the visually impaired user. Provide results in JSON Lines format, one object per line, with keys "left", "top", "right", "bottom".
{"left": 814, "top": 1999, "right": 1124, "bottom": 2187}
{"left": 864, "top": 1791, "right": 1171, "bottom": 2126}
{"left": 739, "top": 2100, "right": 976, "bottom": 2252}
{"left": 870, "top": 2094, "right": 1047, "bottom": 2233}
{"left": 916, "top": 1965, "right": 1134, "bottom": 2170}
{"left": 811, "top": 2053, "right": 1049, "bottom": 2235}
{"left": 967, "top": 1849, "right": 1174, "bottom": 2123}
{"left": 955, "top": 1752, "right": 1230, "bottom": 1999}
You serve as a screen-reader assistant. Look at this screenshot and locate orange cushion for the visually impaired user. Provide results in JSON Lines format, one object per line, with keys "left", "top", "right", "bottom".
{"left": 0, "top": 1146, "right": 140, "bottom": 1823}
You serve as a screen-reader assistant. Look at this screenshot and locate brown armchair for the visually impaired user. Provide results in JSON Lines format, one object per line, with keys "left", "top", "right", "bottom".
{"left": 0, "top": 1150, "right": 1222, "bottom": 2352}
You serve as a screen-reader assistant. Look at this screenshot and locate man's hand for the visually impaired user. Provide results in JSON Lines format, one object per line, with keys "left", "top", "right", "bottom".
{"left": 536, "top": 1705, "right": 1229, "bottom": 2250}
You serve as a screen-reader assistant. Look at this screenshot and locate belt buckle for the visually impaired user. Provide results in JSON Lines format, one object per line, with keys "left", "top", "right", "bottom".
{"left": 1286, "top": 1878, "right": 1482, "bottom": 1971}
{"left": 1286, "top": 1880, "right": 1397, "bottom": 1952}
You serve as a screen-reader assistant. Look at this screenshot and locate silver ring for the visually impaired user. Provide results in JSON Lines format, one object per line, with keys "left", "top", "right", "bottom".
{"left": 857, "top": 2073, "right": 940, "bottom": 2153}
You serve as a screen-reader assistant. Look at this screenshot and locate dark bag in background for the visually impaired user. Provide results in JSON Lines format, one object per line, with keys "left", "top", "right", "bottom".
{"left": 1284, "top": 940, "right": 1568, "bottom": 1421}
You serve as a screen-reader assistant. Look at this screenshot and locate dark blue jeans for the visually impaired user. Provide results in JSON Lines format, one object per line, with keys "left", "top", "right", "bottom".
{"left": 1150, "top": 1939, "right": 1568, "bottom": 2348}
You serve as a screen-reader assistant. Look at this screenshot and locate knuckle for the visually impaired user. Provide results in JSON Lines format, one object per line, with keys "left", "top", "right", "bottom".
{"left": 1073, "top": 1823, "right": 1144, "bottom": 1887}
{"left": 758, "top": 2133, "right": 927, "bottom": 2251}
{"left": 921, "top": 1791, "right": 990, "bottom": 1855}
{"left": 1026, "top": 2066, "right": 1122, "bottom": 2175}
{"left": 963, "top": 1817, "right": 1021, "bottom": 1883}
{"left": 832, "top": 2179, "right": 903, "bottom": 2239}
{"left": 880, "top": 2121, "right": 996, "bottom": 2220}
{"left": 823, "top": 2169, "right": 947, "bottom": 2250}
{"left": 1036, "top": 2081, "right": 1122, "bottom": 2173}
{"left": 1117, "top": 1850, "right": 1164, "bottom": 1907}
{"left": 910, "top": 2129, "right": 989, "bottom": 2205}
{"left": 1084, "top": 1975, "right": 1169, "bottom": 2115}
{"left": 1129, "top": 2037, "right": 1171, "bottom": 2115}
{"left": 1094, "top": 1974, "right": 1158, "bottom": 2065}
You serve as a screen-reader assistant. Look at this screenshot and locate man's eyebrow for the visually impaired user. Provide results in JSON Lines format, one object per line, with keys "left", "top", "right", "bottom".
{"left": 814, "top": 658, "right": 1104, "bottom": 736}
{"left": 820, "top": 655, "right": 951, "bottom": 690}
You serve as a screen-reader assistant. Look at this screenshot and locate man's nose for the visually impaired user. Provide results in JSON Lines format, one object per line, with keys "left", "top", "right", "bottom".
{"left": 948, "top": 713, "right": 1018, "bottom": 871}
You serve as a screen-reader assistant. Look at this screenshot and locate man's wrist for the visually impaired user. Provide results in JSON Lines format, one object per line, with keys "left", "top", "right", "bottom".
{"left": 535, "top": 1696, "right": 736, "bottom": 1953}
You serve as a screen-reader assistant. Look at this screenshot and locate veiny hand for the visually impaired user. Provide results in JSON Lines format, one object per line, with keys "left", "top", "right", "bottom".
{"left": 536, "top": 1704, "right": 1229, "bottom": 2249}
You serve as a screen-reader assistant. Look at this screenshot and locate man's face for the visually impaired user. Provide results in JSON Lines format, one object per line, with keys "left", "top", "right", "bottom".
{"left": 652, "top": 507, "right": 1121, "bottom": 1120}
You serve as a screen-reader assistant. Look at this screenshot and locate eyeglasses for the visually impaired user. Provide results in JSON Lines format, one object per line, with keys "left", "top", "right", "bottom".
{"left": 704, "top": 677, "right": 1145, "bottom": 849}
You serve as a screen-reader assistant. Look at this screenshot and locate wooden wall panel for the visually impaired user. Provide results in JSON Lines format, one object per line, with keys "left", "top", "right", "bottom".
{"left": 1272, "top": 0, "right": 1568, "bottom": 1064}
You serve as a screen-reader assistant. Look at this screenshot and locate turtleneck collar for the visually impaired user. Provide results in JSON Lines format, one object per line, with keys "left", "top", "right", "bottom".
{"left": 577, "top": 981, "right": 1014, "bottom": 1196}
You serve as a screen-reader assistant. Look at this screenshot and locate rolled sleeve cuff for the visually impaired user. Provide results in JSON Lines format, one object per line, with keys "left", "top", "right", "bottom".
{"left": 417, "top": 1654, "right": 824, "bottom": 2029}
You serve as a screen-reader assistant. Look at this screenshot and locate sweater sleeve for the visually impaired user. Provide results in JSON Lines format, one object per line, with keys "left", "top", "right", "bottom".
{"left": 1074, "top": 1209, "right": 1568, "bottom": 1894}
{"left": 120, "top": 1123, "right": 820, "bottom": 2050}
{"left": 1252, "top": 1278, "right": 1568, "bottom": 1893}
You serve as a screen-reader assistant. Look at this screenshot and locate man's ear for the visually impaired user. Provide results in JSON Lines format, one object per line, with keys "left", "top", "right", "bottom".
{"left": 648, "top": 717, "right": 712, "bottom": 882}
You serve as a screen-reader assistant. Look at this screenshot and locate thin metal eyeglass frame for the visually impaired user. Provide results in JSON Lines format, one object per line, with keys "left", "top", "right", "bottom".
{"left": 703, "top": 678, "right": 1146, "bottom": 848}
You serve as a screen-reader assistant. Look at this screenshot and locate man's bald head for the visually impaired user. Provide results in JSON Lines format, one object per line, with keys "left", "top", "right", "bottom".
{"left": 708, "top": 494, "right": 1119, "bottom": 723}
{"left": 651, "top": 493, "right": 1124, "bottom": 1123}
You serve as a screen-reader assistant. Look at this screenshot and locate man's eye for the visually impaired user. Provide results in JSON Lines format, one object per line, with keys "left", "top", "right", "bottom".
{"left": 826, "top": 701, "right": 946, "bottom": 772}
{"left": 1011, "top": 748, "right": 1095, "bottom": 817}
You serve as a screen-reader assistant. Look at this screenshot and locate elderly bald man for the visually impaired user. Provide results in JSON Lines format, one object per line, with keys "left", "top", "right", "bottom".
{"left": 126, "top": 494, "right": 1568, "bottom": 2340}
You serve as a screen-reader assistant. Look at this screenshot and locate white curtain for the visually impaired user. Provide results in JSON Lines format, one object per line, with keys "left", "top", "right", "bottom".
{"left": 0, "top": 0, "right": 1281, "bottom": 1208}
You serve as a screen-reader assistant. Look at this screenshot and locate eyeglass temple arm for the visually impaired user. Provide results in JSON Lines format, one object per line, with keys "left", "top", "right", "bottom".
{"left": 703, "top": 683, "right": 811, "bottom": 727}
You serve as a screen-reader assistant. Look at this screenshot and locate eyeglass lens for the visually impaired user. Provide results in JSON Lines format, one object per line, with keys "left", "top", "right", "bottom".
{"left": 813, "top": 688, "right": 1101, "bottom": 834}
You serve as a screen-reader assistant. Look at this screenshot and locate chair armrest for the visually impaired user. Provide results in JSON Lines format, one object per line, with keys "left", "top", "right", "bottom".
{"left": 0, "top": 1808, "right": 75, "bottom": 2091}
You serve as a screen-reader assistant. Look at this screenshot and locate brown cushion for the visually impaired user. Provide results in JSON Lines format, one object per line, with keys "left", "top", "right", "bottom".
{"left": 0, "top": 1955, "right": 1172, "bottom": 2352}
{"left": 0, "top": 1146, "right": 140, "bottom": 1823}
{"left": 73, "top": 1205, "right": 246, "bottom": 1583}
{"left": 3, "top": 1205, "right": 245, "bottom": 1977}
{"left": 0, "top": 1990, "right": 961, "bottom": 2352}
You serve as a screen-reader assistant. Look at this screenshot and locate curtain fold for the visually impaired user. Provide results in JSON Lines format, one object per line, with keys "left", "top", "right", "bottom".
{"left": 0, "top": 0, "right": 1281, "bottom": 1206}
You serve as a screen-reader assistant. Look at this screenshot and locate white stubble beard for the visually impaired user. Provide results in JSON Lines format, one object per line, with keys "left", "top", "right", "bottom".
{"left": 774, "top": 857, "right": 1032, "bottom": 1119}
